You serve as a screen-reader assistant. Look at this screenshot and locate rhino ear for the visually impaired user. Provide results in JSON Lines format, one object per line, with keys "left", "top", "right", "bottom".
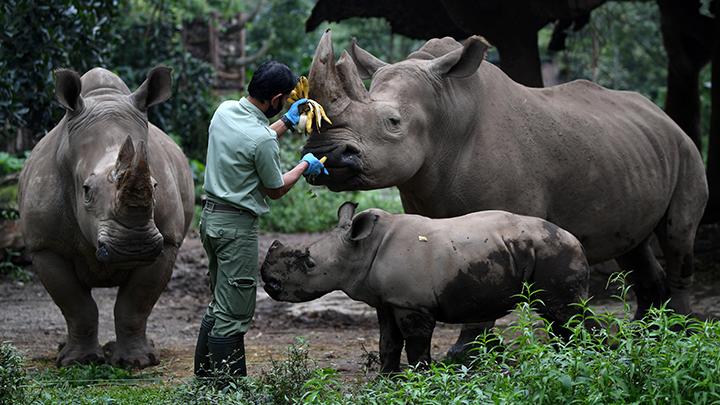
{"left": 337, "top": 201, "right": 359, "bottom": 227}
{"left": 348, "top": 211, "right": 378, "bottom": 242}
{"left": 54, "top": 69, "right": 84, "bottom": 112}
{"left": 429, "top": 36, "right": 490, "bottom": 78}
{"left": 349, "top": 38, "right": 388, "bottom": 80}
{"left": 131, "top": 66, "right": 173, "bottom": 111}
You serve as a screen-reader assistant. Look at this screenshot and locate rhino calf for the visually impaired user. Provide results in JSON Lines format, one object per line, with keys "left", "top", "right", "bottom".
{"left": 261, "top": 202, "right": 589, "bottom": 372}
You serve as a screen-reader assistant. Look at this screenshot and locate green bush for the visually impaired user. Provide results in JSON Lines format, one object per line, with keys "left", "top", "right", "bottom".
{"left": 299, "top": 275, "right": 720, "bottom": 404}
{"left": 107, "top": 5, "right": 216, "bottom": 161}
{"left": 0, "top": 0, "right": 119, "bottom": 142}
{"left": 0, "top": 342, "right": 26, "bottom": 404}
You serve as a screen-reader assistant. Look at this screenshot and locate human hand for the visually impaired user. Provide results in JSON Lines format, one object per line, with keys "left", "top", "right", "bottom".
{"left": 301, "top": 153, "right": 329, "bottom": 176}
{"left": 283, "top": 98, "right": 308, "bottom": 126}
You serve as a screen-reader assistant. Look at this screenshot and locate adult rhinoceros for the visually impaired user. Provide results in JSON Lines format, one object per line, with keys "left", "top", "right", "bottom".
{"left": 301, "top": 31, "right": 708, "bottom": 356}
{"left": 18, "top": 67, "right": 194, "bottom": 368}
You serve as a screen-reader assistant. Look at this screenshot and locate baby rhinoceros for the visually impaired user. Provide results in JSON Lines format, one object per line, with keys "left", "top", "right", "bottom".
{"left": 261, "top": 202, "right": 590, "bottom": 373}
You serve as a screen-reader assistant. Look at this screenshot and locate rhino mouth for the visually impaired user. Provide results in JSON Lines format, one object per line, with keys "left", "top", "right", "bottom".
{"left": 301, "top": 142, "right": 364, "bottom": 191}
{"left": 95, "top": 220, "right": 164, "bottom": 264}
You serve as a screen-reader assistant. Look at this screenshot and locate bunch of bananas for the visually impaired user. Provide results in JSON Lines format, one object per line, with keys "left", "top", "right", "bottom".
{"left": 287, "top": 76, "right": 332, "bottom": 135}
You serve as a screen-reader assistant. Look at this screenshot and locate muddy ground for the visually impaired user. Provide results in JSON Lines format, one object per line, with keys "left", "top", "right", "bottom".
{"left": 1, "top": 229, "right": 720, "bottom": 380}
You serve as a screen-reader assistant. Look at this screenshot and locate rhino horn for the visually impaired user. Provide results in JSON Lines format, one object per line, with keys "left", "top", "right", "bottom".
{"left": 337, "top": 51, "right": 370, "bottom": 103}
{"left": 113, "top": 135, "right": 135, "bottom": 182}
{"left": 348, "top": 38, "right": 387, "bottom": 80}
{"left": 117, "top": 140, "right": 153, "bottom": 213}
{"left": 309, "top": 30, "right": 356, "bottom": 115}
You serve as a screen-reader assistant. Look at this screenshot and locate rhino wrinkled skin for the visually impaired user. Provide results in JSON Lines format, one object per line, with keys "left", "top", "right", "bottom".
{"left": 18, "top": 67, "right": 194, "bottom": 368}
{"left": 261, "top": 202, "right": 590, "bottom": 372}
{"left": 301, "top": 31, "right": 708, "bottom": 356}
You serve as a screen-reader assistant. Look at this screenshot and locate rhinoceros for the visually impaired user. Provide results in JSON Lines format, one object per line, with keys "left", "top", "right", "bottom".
{"left": 18, "top": 67, "right": 194, "bottom": 368}
{"left": 301, "top": 31, "right": 708, "bottom": 356}
{"left": 261, "top": 202, "right": 590, "bottom": 372}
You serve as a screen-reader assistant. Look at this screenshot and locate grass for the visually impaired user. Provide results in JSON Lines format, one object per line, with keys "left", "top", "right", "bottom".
{"left": 5, "top": 274, "right": 720, "bottom": 404}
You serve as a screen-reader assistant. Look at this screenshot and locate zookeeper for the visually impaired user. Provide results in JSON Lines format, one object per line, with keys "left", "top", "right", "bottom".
{"left": 193, "top": 60, "right": 327, "bottom": 378}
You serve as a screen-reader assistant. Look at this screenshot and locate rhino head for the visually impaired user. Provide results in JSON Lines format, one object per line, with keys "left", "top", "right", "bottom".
{"left": 261, "top": 202, "right": 382, "bottom": 303}
{"left": 301, "top": 30, "right": 489, "bottom": 191}
{"left": 53, "top": 67, "right": 172, "bottom": 264}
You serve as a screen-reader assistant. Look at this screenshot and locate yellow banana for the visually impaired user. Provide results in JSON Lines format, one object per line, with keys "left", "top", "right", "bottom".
{"left": 305, "top": 108, "right": 314, "bottom": 134}
{"left": 316, "top": 103, "right": 332, "bottom": 125}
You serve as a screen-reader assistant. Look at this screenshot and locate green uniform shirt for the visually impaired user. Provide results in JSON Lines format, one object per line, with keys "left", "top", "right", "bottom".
{"left": 204, "top": 97, "right": 284, "bottom": 216}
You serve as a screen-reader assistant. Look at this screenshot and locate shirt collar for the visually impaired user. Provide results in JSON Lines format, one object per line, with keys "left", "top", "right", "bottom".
{"left": 239, "top": 97, "right": 269, "bottom": 125}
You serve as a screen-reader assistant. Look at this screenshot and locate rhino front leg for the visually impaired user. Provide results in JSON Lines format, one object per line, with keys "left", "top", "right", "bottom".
{"left": 377, "top": 305, "right": 403, "bottom": 373}
{"left": 33, "top": 250, "right": 104, "bottom": 367}
{"left": 109, "top": 246, "right": 176, "bottom": 368}
{"left": 394, "top": 308, "right": 435, "bottom": 369}
{"left": 446, "top": 322, "right": 495, "bottom": 362}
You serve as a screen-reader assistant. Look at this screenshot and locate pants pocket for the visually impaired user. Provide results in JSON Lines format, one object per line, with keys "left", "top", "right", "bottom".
{"left": 228, "top": 276, "right": 257, "bottom": 321}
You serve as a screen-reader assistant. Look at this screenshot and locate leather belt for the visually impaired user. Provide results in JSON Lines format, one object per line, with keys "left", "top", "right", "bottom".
{"left": 203, "top": 200, "right": 253, "bottom": 215}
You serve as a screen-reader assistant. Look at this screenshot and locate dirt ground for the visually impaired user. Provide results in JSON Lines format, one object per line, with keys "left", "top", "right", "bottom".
{"left": 2, "top": 229, "right": 720, "bottom": 380}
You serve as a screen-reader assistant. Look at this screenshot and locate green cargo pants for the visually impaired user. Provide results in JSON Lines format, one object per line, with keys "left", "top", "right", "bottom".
{"left": 200, "top": 205, "right": 259, "bottom": 337}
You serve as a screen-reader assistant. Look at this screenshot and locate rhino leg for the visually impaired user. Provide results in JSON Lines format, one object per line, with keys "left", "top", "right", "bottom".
{"left": 616, "top": 237, "right": 668, "bottom": 319}
{"left": 108, "top": 246, "right": 176, "bottom": 368}
{"left": 393, "top": 308, "right": 435, "bottom": 369}
{"left": 446, "top": 322, "right": 495, "bottom": 362}
{"left": 33, "top": 250, "right": 104, "bottom": 367}
{"left": 377, "top": 305, "right": 403, "bottom": 373}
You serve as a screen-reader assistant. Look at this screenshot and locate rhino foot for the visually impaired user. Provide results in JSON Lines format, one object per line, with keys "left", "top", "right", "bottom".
{"left": 57, "top": 341, "right": 105, "bottom": 367}
{"left": 103, "top": 339, "right": 159, "bottom": 369}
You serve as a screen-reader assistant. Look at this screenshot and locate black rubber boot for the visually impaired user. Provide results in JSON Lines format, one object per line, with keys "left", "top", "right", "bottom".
{"left": 207, "top": 333, "right": 247, "bottom": 377}
{"left": 193, "top": 316, "right": 214, "bottom": 377}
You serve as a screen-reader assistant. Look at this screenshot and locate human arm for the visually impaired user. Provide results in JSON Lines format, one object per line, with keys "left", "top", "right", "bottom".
{"left": 262, "top": 161, "right": 309, "bottom": 200}
{"left": 262, "top": 154, "right": 327, "bottom": 200}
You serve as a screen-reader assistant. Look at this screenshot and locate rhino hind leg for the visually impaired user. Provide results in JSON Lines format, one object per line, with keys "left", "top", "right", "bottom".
{"left": 616, "top": 237, "right": 669, "bottom": 319}
{"left": 445, "top": 322, "right": 495, "bottom": 362}
{"left": 393, "top": 308, "right": 435, "bottom": 368}
{"left": 33, "top": 250, "right": 104, "bottom": 367}
{"left": 108, "top": 246, "right": 177, "bottom": 369}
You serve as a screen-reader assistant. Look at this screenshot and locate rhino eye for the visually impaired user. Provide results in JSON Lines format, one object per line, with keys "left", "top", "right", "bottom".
{"left": 387, "top": 117, "right": 400, "bottom": 126}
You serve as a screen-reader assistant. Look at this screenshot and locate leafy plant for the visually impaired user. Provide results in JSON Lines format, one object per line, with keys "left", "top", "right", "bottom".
{"left": 0, "top": 0, "right": 120, "bottom": 143}
{"left": 0, "top": 342, "right": 26, "bottom": 405}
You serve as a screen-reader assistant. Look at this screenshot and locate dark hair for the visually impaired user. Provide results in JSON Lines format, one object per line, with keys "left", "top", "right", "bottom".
{"left": 247, "top": 61, "right": 297, "bottom": 101}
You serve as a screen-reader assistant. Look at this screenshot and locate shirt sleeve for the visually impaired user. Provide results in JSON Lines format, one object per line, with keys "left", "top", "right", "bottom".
{"left": 254, "top": 137, "right": 285, "bottom": 189}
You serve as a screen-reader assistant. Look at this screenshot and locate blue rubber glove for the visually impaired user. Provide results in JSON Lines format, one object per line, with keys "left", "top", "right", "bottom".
{"left": 301, "top": 153, "right": 329, "bottom": 176}
{"left": 283, "top": 98, "right": 308, "bottom": 126}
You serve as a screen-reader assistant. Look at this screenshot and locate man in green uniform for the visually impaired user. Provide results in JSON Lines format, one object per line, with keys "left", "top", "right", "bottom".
{"left": 194, "top": 61, "right": 327, "bottom": 377}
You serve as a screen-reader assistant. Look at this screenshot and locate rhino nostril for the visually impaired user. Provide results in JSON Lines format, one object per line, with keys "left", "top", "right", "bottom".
{"left": 96, "top": 243, "right": 110, "bottom": 259}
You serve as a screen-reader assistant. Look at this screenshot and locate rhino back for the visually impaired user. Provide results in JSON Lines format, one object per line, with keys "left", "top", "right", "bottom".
{"left": 368, "top": 211, "right": 530, "bottom": 314}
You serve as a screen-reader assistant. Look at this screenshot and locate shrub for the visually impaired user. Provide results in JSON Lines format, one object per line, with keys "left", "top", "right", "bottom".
{"left": 0, "top": 342, "right": 26, "bottom": 404}
{"left": 298, "top": 275, "right": 720, "bottom": 404}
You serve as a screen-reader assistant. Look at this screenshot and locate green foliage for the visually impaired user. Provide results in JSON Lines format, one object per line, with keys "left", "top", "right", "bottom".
{"left": 107, "top": 3, "right": 216, "bottom": 160}
{"left": 0, "top": 152, "right": 27, "bottom": 176}
{"left": 259, "top": 134, "right": 403, "bottom": 233}
{"left": 0, "top": 251, "right": 31, "bottom": 283}
{"left": 178, "top": 337, "right": 318, "bottom": 404}
{"left": 0, "top": 342, "right": 26, "bottom": 404}
{"left": 0, "top": 0, "right": 120, "bottom": 141}
{"left": 298, "top": 275, "right": 720, "bottom": 404}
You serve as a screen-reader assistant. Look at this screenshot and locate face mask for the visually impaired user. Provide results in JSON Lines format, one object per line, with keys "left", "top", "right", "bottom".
{"left": 264, "top": 98, "right": 283, "bottom": 119}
